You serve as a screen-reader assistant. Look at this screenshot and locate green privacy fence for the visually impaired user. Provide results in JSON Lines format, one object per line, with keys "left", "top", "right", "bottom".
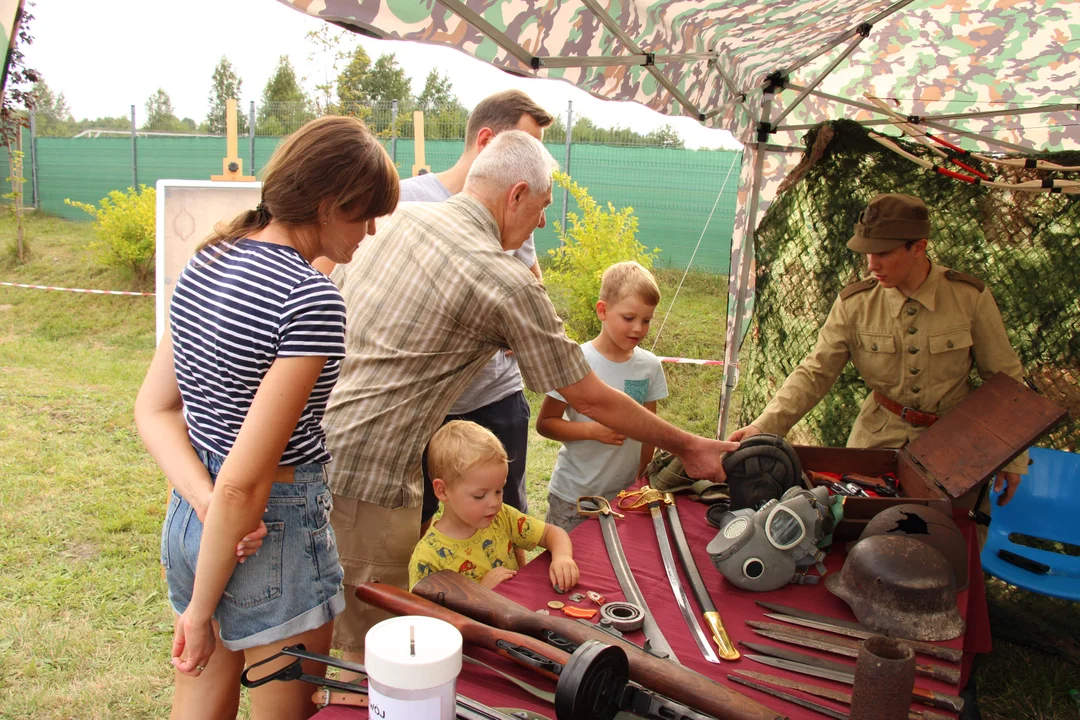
{"left": 12, "top": 133, "right": 741, "bottom": 273}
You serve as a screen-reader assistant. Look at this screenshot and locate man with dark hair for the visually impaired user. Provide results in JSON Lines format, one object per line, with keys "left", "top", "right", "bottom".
{"left": 397, "top": 90, "right": 554, "bottom": 531}
{"left": 728, "top": 193, "right": 1028, "bottom": 508}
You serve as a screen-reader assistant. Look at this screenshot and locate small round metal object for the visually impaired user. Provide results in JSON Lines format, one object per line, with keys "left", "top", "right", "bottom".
{"left": 568, "top": 592, "right": 586, "bottom": 603}
{"left": 536, "top": 609, "right": 550, "bottom": 615}
{"left": 598, "top": 601, "right": 646, "bottom": 632}
{"left": 547, "top": 600, "right": 566, "bottom": 610}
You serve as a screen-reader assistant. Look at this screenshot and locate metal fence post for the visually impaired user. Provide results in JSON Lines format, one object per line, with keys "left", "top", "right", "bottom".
{"left": 391, "top": 100, "right": 398, "bottom": 163}
{"left": 28, "top": 109, "right": 38, "bottom": 208}
{"left": 249, "top": 101, "right": 256, "bottom": 175}
{"left": 561, "top": 100, "right": 573, "bottom": 239}
{"left": 130, "top": 105, "right": 138, "bottom": 189}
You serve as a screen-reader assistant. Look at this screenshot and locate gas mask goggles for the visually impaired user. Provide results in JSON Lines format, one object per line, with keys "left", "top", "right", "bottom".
{"left": 706, "top": 485, "right": 842, "bottom": 592}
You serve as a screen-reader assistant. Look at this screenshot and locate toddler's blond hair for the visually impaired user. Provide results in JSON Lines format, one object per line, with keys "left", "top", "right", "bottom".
{"left": 428, "top": 420, "right": 508, "bottom": 486}
{"left": 598, "top": 261, "right": 661, "bottom": 307}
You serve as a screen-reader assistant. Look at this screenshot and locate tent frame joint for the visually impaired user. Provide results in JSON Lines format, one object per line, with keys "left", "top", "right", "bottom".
{"left": 857, "top": 22, "right": 872, "bottom": 38}
{"left": 765, "top": 71, "right": 788, "bottom": 93}
{"left": 908, "top": 114, "right": 923, "bottom": 124}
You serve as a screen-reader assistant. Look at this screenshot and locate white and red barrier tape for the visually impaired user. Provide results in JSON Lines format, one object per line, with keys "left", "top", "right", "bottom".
{"left": 658, "top": 357, "right": 730, "bottom": 367}
{"left": 0, "top": 281, "right": 154, "bottom": 297}
{"left": 0, "top": 281, "right": 734, "bottom": 366}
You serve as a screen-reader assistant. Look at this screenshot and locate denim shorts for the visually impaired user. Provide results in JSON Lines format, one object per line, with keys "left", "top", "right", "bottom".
{"left": 161, "top": 448, "right": 345, "bottom": 651}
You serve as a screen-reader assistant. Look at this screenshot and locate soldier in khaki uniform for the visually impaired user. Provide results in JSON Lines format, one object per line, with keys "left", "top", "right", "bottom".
{"left": 728, "top": 193, "right": 1026, "bottom": 508}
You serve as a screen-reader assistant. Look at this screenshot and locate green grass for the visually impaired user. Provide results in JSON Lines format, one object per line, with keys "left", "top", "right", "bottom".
{"left": 2, "top": 213, "right": 1078, "bottom": 719}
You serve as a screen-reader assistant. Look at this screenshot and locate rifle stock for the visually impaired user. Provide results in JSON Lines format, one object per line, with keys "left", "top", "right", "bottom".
{"left": 357, "top": 582, "right": 566, "bottom": 682}
{"left": 412, "top": 571, "right": 786, "bottom": 720}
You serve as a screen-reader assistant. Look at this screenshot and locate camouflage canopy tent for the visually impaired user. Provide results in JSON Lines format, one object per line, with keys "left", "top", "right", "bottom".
{"left": 276, "top": 0, "right": 1079, "bottom": 435}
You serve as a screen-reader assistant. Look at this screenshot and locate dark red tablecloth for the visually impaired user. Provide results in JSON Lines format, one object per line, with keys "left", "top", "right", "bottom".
{"left": 315, "top": 492, "right": 990, "bottom": 720}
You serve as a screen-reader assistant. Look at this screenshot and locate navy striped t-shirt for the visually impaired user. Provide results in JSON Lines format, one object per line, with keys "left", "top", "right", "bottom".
{"left": 170, "top": 238, "right": 347, "bottom": 466}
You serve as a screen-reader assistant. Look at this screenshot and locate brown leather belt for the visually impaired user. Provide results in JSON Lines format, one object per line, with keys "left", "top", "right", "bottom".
{"left": 873, "top": 390, "right": 939, "bottom": 427}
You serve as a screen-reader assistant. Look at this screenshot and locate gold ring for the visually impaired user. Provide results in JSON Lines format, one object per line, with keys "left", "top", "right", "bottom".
{"left": 195, "top": 664, "right": 206, "bottom": 672}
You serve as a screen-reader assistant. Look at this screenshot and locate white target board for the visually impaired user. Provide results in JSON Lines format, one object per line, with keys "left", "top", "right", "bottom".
{"left": 155, "top": 180, "right": 262, "bottom": 344}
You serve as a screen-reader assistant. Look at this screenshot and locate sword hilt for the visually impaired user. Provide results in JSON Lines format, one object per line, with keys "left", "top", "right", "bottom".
{"left": 704, "top": 612, "right": 740, "bottom": 661}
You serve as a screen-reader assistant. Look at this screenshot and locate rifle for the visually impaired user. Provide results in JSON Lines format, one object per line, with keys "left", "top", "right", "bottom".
{"left": 409, "top": 571, "right": 786, "bottom": 720}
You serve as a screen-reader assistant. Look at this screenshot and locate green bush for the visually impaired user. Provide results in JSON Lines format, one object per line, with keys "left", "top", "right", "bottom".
{"left": 545, "top": 171, "right": 659, "bottom": 341}
{"left": 65, "top": 186, "right": 156, "bottom": 283}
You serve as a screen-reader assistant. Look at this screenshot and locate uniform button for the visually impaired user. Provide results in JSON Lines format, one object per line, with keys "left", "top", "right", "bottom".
{"left": 907, "top": 307, "right": 917, "bottom": 316}
{"left": 908, "top": 346, "right": 919, "bottom": 354}
{"left": 947, "top": 340, "right": 954, "bottom": 348}
{"left": 871, "top": 343, "right": 878, "bottom": 351}
{"left": 908, "top": 327, "right": 917, "bottom": 335}
{"left": 912, "top": 386, "right": 921, "bottom": 393}
{"left": 910, "top": 367, "right": 920, "bottom": 375}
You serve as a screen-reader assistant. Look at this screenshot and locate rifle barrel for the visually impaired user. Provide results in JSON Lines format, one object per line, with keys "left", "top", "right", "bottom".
{"left": 413, "top": 571, "right": 786, "bottom": 720}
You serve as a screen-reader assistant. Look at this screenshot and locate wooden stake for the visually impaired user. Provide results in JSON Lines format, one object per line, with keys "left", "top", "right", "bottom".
{"left": 211, "top": 99, "right": 255, "bottom": 182}
{"left": 412, "top": 111, "right": 430, "bottom": 177}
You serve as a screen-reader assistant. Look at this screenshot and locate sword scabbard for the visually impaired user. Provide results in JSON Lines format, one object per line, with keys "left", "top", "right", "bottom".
{"left": 704, "top": 611, "right": 740, "bottom": 661}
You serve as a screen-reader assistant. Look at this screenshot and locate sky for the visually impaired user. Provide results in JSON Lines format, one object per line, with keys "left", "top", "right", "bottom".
{"left": 24, "top": 0, "right": 743, "bottom": 150}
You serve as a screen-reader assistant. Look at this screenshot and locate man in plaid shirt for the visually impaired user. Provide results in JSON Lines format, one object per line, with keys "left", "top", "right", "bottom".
{"left": 323, "top": 130, "right": 738, "bottom": 662}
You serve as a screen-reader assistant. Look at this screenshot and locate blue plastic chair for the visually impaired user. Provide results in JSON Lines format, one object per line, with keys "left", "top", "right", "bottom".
{"left": 981, "top": 447, "right": 1080, "bottom": 601}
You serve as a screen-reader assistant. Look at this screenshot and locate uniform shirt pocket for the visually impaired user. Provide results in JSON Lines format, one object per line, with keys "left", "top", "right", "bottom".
{"left": 855, "top": 331, "right": 897, "bottom": 386}
{"left": 928, "top": 327, "right": 974, "bottom": 381}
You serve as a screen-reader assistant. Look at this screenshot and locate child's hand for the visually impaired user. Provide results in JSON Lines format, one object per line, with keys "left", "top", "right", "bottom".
{"left": 549, "top": 556, "right": 580, "bottom": 593}
{"left": 590, "top": 425, "right": 626, "bottom": 446}
{"left": 480, "top": 567, "right": 517, "bottom": 589}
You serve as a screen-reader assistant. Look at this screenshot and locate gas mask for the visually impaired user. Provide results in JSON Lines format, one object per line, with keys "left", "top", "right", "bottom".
{"left": 706, "top": 485, "right": 842, "bottom": 592}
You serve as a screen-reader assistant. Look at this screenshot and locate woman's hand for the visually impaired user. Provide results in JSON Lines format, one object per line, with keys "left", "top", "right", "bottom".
{"left": 171, "top": 609, "right": 216, "bottom": 676}
{"left": 236, "top": 520, "right": 268, "bottom": 563}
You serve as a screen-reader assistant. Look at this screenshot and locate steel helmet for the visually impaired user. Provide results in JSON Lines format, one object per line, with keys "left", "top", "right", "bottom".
{"left": 826, "top": 535, "right": 965, "bottom": 642}
{"left": 849, "top": 504, "right": 968, "bottom": 590}
{"left": 721, "top": 433, "right": 803, "bottom": 510}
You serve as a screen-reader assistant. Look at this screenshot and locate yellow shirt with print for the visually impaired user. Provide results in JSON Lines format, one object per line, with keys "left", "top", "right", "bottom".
{"left": 409, "top": 505, "right": 546, "bottom": 589}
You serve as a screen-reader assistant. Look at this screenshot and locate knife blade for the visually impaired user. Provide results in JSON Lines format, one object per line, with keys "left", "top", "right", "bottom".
{"left": 727, "top": 674, "right": 849, "bottom": 719}
{"left": 759, "top": 610, "right": 963, "bottom": 664}
{"left": 747, "top": 625, "right": 961, "bottom": 684}
{"left": 729, "top": 670, "right": 954, "bottom": 720}
{"left": 741, "top": 648, "right": 964, "bottom": 714}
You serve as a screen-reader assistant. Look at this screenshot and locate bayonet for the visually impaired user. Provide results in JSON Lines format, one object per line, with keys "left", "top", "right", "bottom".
{"left": 728, "top": 674, "right": 848, "bottom": 719}
{"left": 746, "top": 624, "right": 960, "bottom": 684}
{"left": 729, "top": 671, "right": 953, "bottom": 720}
{"left": 757, "top": 603, "right": 963, "bottom": 663}
{"left": 741, "top": 645, "right": 964, "bottom": 714}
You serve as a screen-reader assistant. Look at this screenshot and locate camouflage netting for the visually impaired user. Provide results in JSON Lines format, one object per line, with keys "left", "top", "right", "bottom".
{"left": 736, "top": 119, "right": 1080, "bottom": 452}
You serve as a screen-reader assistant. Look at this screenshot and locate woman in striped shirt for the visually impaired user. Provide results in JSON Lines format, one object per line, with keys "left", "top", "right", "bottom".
{"left": 135, "top": 116, "right": 398, "bottom": 718}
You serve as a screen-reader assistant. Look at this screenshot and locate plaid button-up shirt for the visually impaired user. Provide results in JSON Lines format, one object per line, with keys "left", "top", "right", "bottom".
{"left": 324, "top": 194, "right": 590, "bottom": 507}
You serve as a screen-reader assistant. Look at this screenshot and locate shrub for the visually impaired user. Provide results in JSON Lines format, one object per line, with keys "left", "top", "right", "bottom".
{"left": 545, "top": 171, "right": 659, "bottom": 341}
{"left": 65, "top": 186, "right": 156, "bottom": 283}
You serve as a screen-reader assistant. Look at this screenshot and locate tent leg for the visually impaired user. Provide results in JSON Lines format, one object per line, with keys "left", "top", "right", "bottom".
{"left": 717, "top": 91, "right": 774, "bottom": 439}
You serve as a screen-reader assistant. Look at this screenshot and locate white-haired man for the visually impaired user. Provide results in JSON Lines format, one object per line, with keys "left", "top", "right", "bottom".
{"left": 323, "top": 131, "right": 738, "bottom": 663}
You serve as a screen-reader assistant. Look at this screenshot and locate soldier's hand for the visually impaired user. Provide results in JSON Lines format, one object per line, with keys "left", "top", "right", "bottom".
{"left": 679, "top": 437, "right": 739, "bottom": 483}
{"left": 726, "top": 424, "right": 762, "bottom": 442}
{"left": 994, "top": 471, "right": 1021, "bottom": 506}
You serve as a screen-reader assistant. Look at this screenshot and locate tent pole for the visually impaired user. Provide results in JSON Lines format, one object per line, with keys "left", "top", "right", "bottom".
{"left": 772, "top": 32, "right": 867, "bottom": 127}
{"left": 718, "top": 88, "right": 775, "bottom": 439}
{"left": 782, "top": 0, "right": 916, "bottom": 78}
{"left": 437, "top": 0, "right": 537, "bottom": 71}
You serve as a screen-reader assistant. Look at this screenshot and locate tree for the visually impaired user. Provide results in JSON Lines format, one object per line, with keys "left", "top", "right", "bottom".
{"left": 336, "top": 45, "right": 371, "bottom": 108}
{"left": 358, "top": 53, "right": 412, "bottom": 105}
{"left": 206, "top": 56, "right": 246, "bottom": 134}
{"left": 1, "top": 4, "right": 39, "bottom": 263}
{"left": 30, "top": 78, "right": 73, "bottom": 136}
{"left": 258, "top": 55, "right": 312, "bottom": 135}
{"left": 644, "top": 123, "right": 685, "bottom": 149}
{"left": 305, "top": 25, "right": 352, "bottom": 114}
{"left": 416, "top": 69, "right": 456, "bottom": 110}
{"left": 143, "top": 88, "right": 185, "bottom": 132}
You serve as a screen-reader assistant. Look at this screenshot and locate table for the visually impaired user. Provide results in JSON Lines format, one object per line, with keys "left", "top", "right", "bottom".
{"left": 315, "top": 489, "right": 990, "bottom": 720}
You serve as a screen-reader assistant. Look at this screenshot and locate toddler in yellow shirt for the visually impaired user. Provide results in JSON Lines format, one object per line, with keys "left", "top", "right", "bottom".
{"left": 409, "top": 420, "right": 579, "bottom": 591}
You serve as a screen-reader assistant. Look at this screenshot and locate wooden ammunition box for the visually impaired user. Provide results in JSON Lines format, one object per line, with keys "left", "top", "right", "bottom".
{"left": 793, "top": 373, "right": 1067, "bottom": 541}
